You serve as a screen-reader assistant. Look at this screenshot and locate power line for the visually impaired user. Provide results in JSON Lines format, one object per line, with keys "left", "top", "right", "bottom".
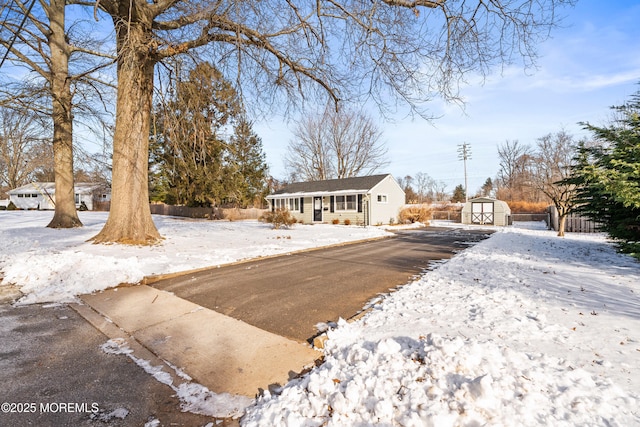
{"left": 0, "top": 0, "right": 37, "bottom": 70}
{"left": 457, "top": 142, "right": 471, "bottom": 202}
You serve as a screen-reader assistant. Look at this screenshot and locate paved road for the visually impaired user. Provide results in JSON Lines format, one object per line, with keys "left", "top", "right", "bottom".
{"left": 0, "top": 303, "right": 224, "bottom": 427}
{"left": 152, "top": 227, "right": 492, "bottom": 343}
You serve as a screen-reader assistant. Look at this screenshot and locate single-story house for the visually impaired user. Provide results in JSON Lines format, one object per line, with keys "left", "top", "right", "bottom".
{"left": 461, "top": 197, "right": 511, "bottom": 226}
{"left": 266, "top": 174, "right": 405, "bottom": 226}
{"left": 8, "top": 182, "right": 111, "bottom": 211}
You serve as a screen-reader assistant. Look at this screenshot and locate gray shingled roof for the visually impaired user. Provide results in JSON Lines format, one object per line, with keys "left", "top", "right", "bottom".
{"left": 271, "top": 174, "right": 390, "bottom": 196}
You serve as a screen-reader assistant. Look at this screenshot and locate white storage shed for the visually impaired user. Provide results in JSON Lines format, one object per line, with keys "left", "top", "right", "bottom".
{"left": 461, "top": 197, "right": 511, "bottom": 226}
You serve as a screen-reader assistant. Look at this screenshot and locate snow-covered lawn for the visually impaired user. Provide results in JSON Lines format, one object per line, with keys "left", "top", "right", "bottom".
{"left": 1, "top": 211, "right": 639, "bottom": 425}
{"left": 0, "top": 211, "right": 391, "bottom": 304}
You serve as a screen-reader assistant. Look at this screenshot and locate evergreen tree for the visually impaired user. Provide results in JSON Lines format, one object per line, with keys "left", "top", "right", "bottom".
{"left": 226, "top": 119, "right": 269, "bottom": 208}
{"left": 150, "top": 62, "right": 241, "bottom": 207}
{"left": 480, "top": 178, "right": 494, "bottom": 197}
{"left": 571, "top": 88, "right": 640, "bottom": 253}
{"left": 451, "top": 184, "right": 466, "bottom": 203}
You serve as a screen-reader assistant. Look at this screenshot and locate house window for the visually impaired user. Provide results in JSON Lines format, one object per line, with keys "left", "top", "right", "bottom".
{"left": 377, "top": 194, "right": 388, "bottom": 203}
{"left": 274, "top": 198, "right": 300, "bottom": 212}
{"left": 336, "top": 194, "right": 357, "bottom": 211}
{"left": 75, "top": 193, "right": 80, "bottom": 204}
{"left": 17, "top": 194, "right": 24, "bottom": 198}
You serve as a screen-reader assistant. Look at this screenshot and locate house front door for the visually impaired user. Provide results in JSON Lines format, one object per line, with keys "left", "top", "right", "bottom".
{"left": 313, "top": 197, "right": 322, "bottom": 222}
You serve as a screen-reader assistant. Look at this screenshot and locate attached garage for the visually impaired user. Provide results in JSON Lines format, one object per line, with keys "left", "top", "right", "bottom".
{"left": 461, "top": 197, "right": 511, "bottom": 226}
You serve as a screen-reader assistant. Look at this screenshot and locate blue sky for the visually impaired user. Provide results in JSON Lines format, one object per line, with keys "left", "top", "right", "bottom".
{"left": 255, "top": 0, "right": 640, "bottom": 195}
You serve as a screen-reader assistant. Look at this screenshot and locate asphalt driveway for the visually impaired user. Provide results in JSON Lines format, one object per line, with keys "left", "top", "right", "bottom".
{"left": 152, "top": 227, "right": 493, "bottom": 343}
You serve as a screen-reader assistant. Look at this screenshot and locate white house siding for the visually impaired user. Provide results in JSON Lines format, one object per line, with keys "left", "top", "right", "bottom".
{"left": 8, "top": 182, "right": 110, "bottom": 211}
{"left": 10, "top": 193, "right": 52, "bottom": 210}
{"left": 9, "top": 184, "right": 56, "bottom": 210}
{"left": 369, "top": 175, "right": 405, "bottom": 225}
{"left": 267, "top": 174, "right": 405, "bottom": 226}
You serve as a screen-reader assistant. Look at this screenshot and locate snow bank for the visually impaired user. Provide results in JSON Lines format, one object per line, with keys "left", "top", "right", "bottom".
{"left": 243, "top": 332, "right": 632, "bottom": 426}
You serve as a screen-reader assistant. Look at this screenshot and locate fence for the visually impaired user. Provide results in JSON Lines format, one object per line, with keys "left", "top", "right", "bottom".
{"left": 564, "top": 215, "right": 600, "bottom": 233}
{"left": 150, "top": 204, "right": 218, "bottom": 218}
{"left": 510, "top": 213, "right": 549, "bottom": 223}
{"left": 150, "top": 204, "right": 268, "bottom": 220}
{"left": 548, "top": 206, "right": 599, "bottom": 233}
{"left": 431, "top": 211, "right": 462, "bottom": 222}
{"left": 93, "top": 202, "right": 267, "bottom": 220}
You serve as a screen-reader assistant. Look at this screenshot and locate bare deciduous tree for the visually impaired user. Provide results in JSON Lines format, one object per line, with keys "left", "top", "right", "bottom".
{"left": 0, "top": 108, "right": 51, "bottom": 195}
{"left": 0, "top": 0, "right": 114, "bottom": 227}
{"left": 285, "top": 107, "right": 388, "bottom": 181}
{"left": 86, "top": 0, "right": 575, "bottom": 243}
{"left": 531, "top": 130, "right": 579, "bottom": 236}
{"left": 496, "top": 139, "right": 538, "bottom": 201}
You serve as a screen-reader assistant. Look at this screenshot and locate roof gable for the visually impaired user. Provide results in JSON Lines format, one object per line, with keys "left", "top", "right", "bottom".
{"left": 272, "top": 174, "right": 391, "bottom": 196}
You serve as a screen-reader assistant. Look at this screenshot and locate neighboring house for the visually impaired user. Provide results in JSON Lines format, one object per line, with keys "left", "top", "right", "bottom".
{"left": 8, "top": 182, "right": 111, "bottom": 211}
{"left": 461, "top": 197, "right": 511, "bottom": 226}
{"left": 267, "top": 174, "right": 405, "bottom": 226}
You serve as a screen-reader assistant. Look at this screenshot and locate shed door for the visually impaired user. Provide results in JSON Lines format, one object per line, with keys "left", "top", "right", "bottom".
{"left": 471, "top": 202, "right": 494, "bottom": 224}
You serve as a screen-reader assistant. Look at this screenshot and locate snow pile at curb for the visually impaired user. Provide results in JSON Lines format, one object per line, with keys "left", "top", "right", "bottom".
{"left": 243, "top": 332, "right": 633, "bottom": 426}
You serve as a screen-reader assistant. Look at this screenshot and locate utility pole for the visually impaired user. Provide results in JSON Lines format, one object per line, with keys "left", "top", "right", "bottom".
{"left": 457, "top": 143, "right": 471, "bottom": 202}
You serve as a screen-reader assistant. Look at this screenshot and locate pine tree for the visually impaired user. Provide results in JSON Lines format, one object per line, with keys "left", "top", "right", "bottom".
{"left": 451, "top": 184, "right": 466, "bottom": 203}
{"left": 480, "top": 178, "right": 494, "bottom": 197}
{"left": 571, "top": 88, "right": 640, "bottom": 253}
{"left": 226, "top": 119, "right": 269, "bottom": 208}
{"left": 150, "top": 62, "right": 242, "bottom": 207}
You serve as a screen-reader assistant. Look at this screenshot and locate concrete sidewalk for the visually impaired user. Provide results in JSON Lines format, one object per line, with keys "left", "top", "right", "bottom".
{"left": 75, "top": 285, "right": 320, "bottom": 398}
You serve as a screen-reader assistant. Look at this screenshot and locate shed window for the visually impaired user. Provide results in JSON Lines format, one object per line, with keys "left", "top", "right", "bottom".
{"left": 336, "top": 194, "right": 357, "bottom": 211}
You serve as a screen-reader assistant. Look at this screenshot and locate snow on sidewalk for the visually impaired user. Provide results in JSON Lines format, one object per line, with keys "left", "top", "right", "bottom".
{"left": 242, "top": 224, "right": 640, "bottom": 426}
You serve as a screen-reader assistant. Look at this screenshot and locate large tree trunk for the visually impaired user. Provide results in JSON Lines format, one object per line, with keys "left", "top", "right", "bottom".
{"left": 46, "top": 0, "right": 82, "bottom": 229}
{"left": 557, "top": 214, "right": 566, "bottom": 237}
{"left": 91, "top": 18, "right": 161, "bottom": 244}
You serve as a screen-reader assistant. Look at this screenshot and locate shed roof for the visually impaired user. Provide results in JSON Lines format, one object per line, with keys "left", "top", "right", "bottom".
{"left": 270, "top": 174, "right": 392, "bottom": 197}
{"left": 463, "top": 197, "right": 511, "bottom": 212}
